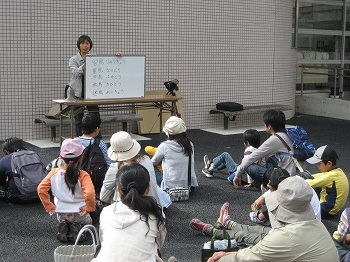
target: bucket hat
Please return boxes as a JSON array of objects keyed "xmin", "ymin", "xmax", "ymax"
[
  {"xmin": 108, "ymin": 131, "xmax": 141, "ymax": 161},
  {"xmin": 265, "ymin": 176, "xmax": 315, "ymax": 224}
]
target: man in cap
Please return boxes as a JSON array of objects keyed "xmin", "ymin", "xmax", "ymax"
[
  {"xmin": 305, "ymin": 145, "xmax": 349, "ymax": 218},
  {"xmin": 208, "ymin": 177, "xmax": 338, "ymax": 262}
]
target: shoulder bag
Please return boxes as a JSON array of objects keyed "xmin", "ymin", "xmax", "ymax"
[{"xmin": 275, "ymin": 133, "xmax": 313, "ymax": 179}]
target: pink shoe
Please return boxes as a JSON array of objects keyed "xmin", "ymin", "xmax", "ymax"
[
  {"xmin": 189, "ymin": 218, "xmax": 213, "ymax": 235},
  {"xmin": 217, "ymin": 202, "xmax": 232, "ymax": 228}
]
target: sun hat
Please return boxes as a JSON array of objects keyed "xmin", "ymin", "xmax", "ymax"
[
  {"xmin": 163, "ymin": 116, "xmax": 187, "ymax": 135},
  {"xmin": 263, "ymin": 167, "xmax": 290, "ymax": 188},
  {"xmin": 60, "ymin": 139, "xmax": 84, "ymax": 159},
  {"xmin": 108, "ymin": 131, "xmax": 141, "ymax": 162},
  {"xmin": 265, "ymin": 176, "xmax": 315, "ymax": 224},
  {"xmin": 306, "ymin": 145, "xmax": 339, "ymax": 164}
]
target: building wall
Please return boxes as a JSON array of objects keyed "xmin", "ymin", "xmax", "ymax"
[{"xmin": 0, "ymin": 0, "xmax": 296, "ymax": 140}]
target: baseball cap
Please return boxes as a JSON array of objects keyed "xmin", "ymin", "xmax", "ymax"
[
  {"xmin": 60, "ymin": 139, "xmax": 84, "ymax": 159},
  {"xmin": 306, "ymin": 145, "xmax": 339, "ymax": 164}
]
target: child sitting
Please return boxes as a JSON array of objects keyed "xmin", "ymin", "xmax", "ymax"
[
  {"xmin": 37, "ymin": 139, "xmax": 95, "ymax": 242},
  {"xmin": 92, "ymin": 163, "xmax": 167, "ymax": 261},
  {"xmin": 202, "ymin": 129, "xmax": 265, "ymax": 186},
  {"xmin": 306, "ymin": 145, "xmax": 349, "ymax": 219},
  {"xmin": 251, "ymin": 167, "xmax": 321, "ymax": 225}
]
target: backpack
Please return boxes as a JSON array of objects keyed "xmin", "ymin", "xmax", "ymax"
[
  {"xmin": 285, "ymin": 125, "xmax": 315, "ymax": 161},
  {"xmin": 11, "ymin": 150, "xmax": 47, "ymax": 197},
  {"xmin": 79, "ymin": 138, "xmax": 107, "ymax": 193}
]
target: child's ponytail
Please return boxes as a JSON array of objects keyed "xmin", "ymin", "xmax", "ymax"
[
  {"xmin": 59, "ymin": 139, "xmax": 85, "ymax": 195},
  {"xmin": 63, "ymin": 157, "xmax": 81, "ymax": 195},
  {"xmin": 117, "ymin": 163, "xmax": 166, "ymax": 234}
]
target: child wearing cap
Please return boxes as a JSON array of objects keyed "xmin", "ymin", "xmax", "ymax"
[
  {"xmin": 37, "ymin": 139, "xmax": 95, "ymax": 242},
  {"xmin": 306, "ymin": 145, "xmax": 349, "ymax": 218},
  {"xmin": 151, "ymin": 116, "xmax": 199, "ymax": 192}
]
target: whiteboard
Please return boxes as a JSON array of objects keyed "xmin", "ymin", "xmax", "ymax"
[{"xmin": 84, "ymin": 55, "xmax": 145, "ymax": 100}]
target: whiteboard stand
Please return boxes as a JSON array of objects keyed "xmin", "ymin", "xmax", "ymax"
[{"xmin": 85, "ymin": 55, "xmax": 146, "ymax": 99}]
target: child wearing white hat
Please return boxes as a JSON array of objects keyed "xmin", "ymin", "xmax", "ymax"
[
  {"xmin": 100, "ymin": 131, "xmax": 171, "ymax": 209},
  {"xmin": 151, "ymin": 116, "xmax": 199, "ymax": 192}
]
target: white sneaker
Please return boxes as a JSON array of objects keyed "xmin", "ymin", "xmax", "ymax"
[
  {"xmin": 202, "ymin": 168, "xmax": 214, "ymax": 178},
  {"xmin": 204, "ymin": 155, "xmax": 212, "ymax": 169}
]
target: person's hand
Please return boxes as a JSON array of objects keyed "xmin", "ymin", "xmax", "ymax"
[
  {"xmin": 233, "ymin": 176, "xmax": 241, "ymax": 188},
  {"xmin": 48, "ymin": 207, "xmax": 56, "ymax": 216},
  {"xmin": 79, "ymin": 206, "xmax": 87, "ymax": 216},
  {"xmin": 345, "ymin": 234, "xmax": 350, "ymax": 245},
  {"xmin": 208, "ymin": 251, "xmax": 236, "ymax": 262},
  {"xmin": 115, "ymin": 51, "xmax": 123, "ymax": 56},
  {"xmin": 253, "ymin": 195, "xmax": 265, "ymax": 210}
]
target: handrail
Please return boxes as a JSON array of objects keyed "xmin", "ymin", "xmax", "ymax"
[{"xmin": 298, "ymin": 65, "xmax": 350, "ymax": 97}]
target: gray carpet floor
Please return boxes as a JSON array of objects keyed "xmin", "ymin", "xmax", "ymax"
[{"xmin": 1, "ymin": 113, "xmax": 349, "ymax": 262}]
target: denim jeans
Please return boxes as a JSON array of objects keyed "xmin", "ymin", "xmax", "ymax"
[
  {"xmin": 154, "ymin": 166, "xmax": 163, "ymax": 187},
  {"xmin": 243, "ymin": 156, "xmax": 279, "ymax": 184},
  {"xmin": 213, "ymin": 152, "xmax": 237, "ymax": 174},
  {"xmin": 333, "ymin": 239, "xmax": 350, "ymax": 262}
]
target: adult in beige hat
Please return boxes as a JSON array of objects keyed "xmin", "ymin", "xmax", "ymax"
[
  {"xmin": 151, "ymin": 116, "xmax": 198, "ymax": 191},
  {"xmin": 208, "ymin": 177, "xmax": 338, "ymax": 262},
  {"xmin": 100, "ymin": 131, "xmax": 171, "ymax": 209}
]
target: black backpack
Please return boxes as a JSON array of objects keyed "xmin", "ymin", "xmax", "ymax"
[
  {"xmin": 11, "ymin": 150, "xmax": 47, "ymax": 197},
  {"xmin": 79, "ymin": 138, "xmax": 107, "ymax": 193}
]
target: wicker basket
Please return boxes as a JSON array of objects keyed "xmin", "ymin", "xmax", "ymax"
[{"xmin": 54, "ymin": 225, "xmax": 100, "ymax": 262}]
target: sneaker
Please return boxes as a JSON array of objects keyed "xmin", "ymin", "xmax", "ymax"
[
  {"xmin": 249, "ymin": 211, "xmax": 271, "ymax": 226},
  {"xmin": 203, "ymin": 155, "xmax": 212, "ymax": 169},
  {"xmin": 57, "ymin": 221, "xmax": 69, "ymax": 242},
  {"xmin": 70, "ymin": 222, "xmax": 84, "ymax": 242},
  {"xmin": 217, "ymin": 202, "xmax": 232, "ymax": 228},
  {"xmin": 227, "ymin": 173, "xmax": 235, "ymax": 184},
  {"xmin": 202, "ymin": 168, "xmax": 213, "ymax": 178},
  {"xmin": 189, "ymin": 218, "xmax": 213, "ymax": 235}
]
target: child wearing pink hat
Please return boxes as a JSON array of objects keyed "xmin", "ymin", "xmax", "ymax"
[{"xmin": 37, "ymin": 139, "xmax": 95, "ymax": 242}]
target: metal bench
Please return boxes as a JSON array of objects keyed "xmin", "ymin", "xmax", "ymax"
[
  {"xmin": 210, "ymin": 104, "xmax": 292, "ymax": 130},
  {"xmin": 34, "ymin": 114, "xmax": 143, "ymax": 142}
]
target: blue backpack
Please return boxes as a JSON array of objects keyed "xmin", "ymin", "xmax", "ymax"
[{"xmin": 285, "ymin": 125, "xmax": 315, "ymax": 161}]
